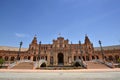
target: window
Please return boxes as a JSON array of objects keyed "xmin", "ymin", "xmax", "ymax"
[
  {"xmin": 5, "ymin": 56, "xmax": 8, "ymax": 61},
  {"xmin": 50, "ymin": 56, "xmax": 53, "ymax": 65}
]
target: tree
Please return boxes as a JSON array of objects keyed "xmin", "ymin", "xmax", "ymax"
[
  {"xmin": 117, "ymin": 58, "xmax": 120, "ymax": 68},
  {"xmin": 0, "ymin": 58, "xmax": 5, "ymax": 68},
  {"xmin": 118, "ymin": 58, "xmax": 120, "ymax": 63}
]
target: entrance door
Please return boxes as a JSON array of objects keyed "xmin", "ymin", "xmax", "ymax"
[{"xmin": 58, "ymin": 53, "xmax": 64, "ymax": 65}]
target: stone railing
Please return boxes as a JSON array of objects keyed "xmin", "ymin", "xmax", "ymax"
[
  {"xmin": 74, "ymin": 59, "xmax": 87, "ymax": 68},
  {"xmin": 19, "ymin": 59, "xmax": 33, "ymax": 63},
  {"xmin": 33, "ymin": 59, "xmax": 47, "ymax": 69},
  {"xmin": 33, "ymin": 62, "xmax": 38, "ymax": 69},
  {"xmin": 91, "ymin": 59, "xmax": 114, "ymax": 68},
  {"xmin": 104, "ymin": 61, "xmax": 114, "ymax": 68},
  {"xmin": 8, "ymin": 61, "xmax": 17, "ymax": 69},
  {"xmin": 8, "ymin": 59, "xmax": 34, "ymax": 69},
  {"xmin": 91, "ymin": 59, "xmax": 104, "ymax": 63},
  {"xmin": 83, "ymin": 61, "xmax": 87, "ymax": 68}
]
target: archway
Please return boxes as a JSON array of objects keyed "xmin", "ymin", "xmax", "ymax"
[
  {"xmin": 33, "ymin": 56, "xmax": 36, "ymax": 61},
  {"xmin": 86, "ymin": 56, "xmax": 89, "ymax": 61},
  {"xmin": 28, "ymin": 56, "xmax": 31, "ymax": 60},
  {"xmin": 74, "ymin": 62, "xmax": 81, "ymax": 67},
  {"xmin": 92, "ymin": 56, "xmax": 95, "ymax": 60},
  {"xmin": 11, "ymin": 56, "xmax": 15, "ymax": 61},
  {"xmin": 109, "ymin": 56, "xmax": 113, "ymax": 61},
  {"xmin": 4, "ymin": 56, "xmax": 8, "ymax": 61},
  {"xmin": 115, "ymin": 55, "xmax": 119, "ymax": 63},
  {"xmin": 58, "ymin": 53, "xmax": 64, "ymax": 65},
  {"xmin": 40, "ymin": 62, "xmax": 46, "ymax": 67}
]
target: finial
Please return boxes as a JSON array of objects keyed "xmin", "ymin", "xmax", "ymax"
[
  {"xmin": 20, "ymin": 41, "xmax": 23, "ymax": 46},
  {"xmin": 79, "ymin": 40, "xmax": 81, "ymax": 44},
  {"xmin": 39, "ymin": 41, "xmax": 41, "ymax": 44},
  {"xmin": 71, "ymin": 41, "xmax": 72, "ymax": 44},
  {"xmin": 98, "ymin": 40, "xmax": 101, "ymax": 44},
  {"xmin": 35, "ymin": 34, "xmax": 37, "ymax": 37},
  {"xmin": 58, "ymin": 33, "xmax": 61, "ymax": 37},
  {"xmin": 85, "ymin": 34, "xmax": 88, "ymax": 37}
]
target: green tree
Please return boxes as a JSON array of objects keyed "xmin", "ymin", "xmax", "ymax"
[
  {"xmin": 118, "ymin": 58, "xmax": 120, "ymax": 63},
  {"xmin": 0, "ymin": 58, "xmax": 5, "ymax": 68}
]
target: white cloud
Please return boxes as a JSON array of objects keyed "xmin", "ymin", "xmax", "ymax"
[{"xmin": 15, "ymin": 33, "xmax": 29, "ymax": 38}]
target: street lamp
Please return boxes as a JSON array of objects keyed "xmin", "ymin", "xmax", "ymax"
[
  {"xmin": 79, "ymin": 40, "xmax": 83, "ymax": 68},
  {"xmin": 69, "ymin": 42, "xmax": 72, "ymax": 64},
  {"xmin": 98, "ymin": 40, "xmax": 105, "ymax": 62},
  {"xmin": 17, "ymin": 41, "xmax": 23, "ymax": 60},
  {"xmin": 38, "ymin": 41, "xmax": 41, "ymax": 61}
]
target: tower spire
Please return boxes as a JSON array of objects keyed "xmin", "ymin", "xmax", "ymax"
[
  {"xmin": 85, "ymin": 34, "xmax": 91, "ymax": 44},
  {"xmin": 31, "ymin": 35, "xmax": 37, "ymax": 44},
  {"xmin": 58, "ymin": 33, "xmax": 61, "ymax": 37}
]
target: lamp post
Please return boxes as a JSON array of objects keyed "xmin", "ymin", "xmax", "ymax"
[
  {"xmin": 17, "ymin": 41, "xmax": 23, "ymax": 61},
  {"xmin": 38, "ymin": 41, "xmax": 41, "ymax": 61},
  {"xmin": 98, "ymin": 40, "xmax": 105, "ymax": 62},
  {"xmin": 79, "ymin": 41, "xmax": 83, "ymax": 68},
  {"xmin": 37, "ymin": 41, "xmax": 41, "ymax": 68},
  {"xmin": 70, "ymin": 42, "xmax": 72, "ymax": 64}
]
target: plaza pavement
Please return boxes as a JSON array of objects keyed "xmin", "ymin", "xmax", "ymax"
[
  {"xmin": 0, "ymin": 68, "xmax": 120, "ymax": 72},
  {"xmin": 0, "ymin": 68, "xmax": 120, "ymax": 80}
]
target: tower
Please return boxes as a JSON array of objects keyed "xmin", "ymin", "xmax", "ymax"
[{"xmin": 29, "ymin": 35, "xmax": 38, "ymax": 54}]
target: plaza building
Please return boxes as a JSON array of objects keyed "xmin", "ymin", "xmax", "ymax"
[{"xmin": 0, "ymin": 35, "xmax": 120, "ymax": 68}]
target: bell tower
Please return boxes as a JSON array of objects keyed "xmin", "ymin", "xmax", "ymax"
[{"xmin": 28, "ymin": 35, "xmax": 38, "ymax": 54}]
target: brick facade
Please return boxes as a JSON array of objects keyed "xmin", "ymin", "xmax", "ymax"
[{"xmin": 0, "ymin": 35, "xmax": 120, "ymax": 66}]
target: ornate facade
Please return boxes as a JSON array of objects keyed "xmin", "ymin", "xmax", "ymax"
[{"xmin": 0, "ymin": 35, "xmax": 120, "ymax": 67}]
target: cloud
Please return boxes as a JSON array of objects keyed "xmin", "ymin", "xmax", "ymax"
[{"xmin": 15, "ymin": 33, "xmax": 29, "ymax": 38}]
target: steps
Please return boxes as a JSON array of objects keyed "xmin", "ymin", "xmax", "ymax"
[
  {"xmin": 86, "ymin": 61, "xmax": 110, "ymax": 69},
  {"xmin": 12, "ymin": 62, "xmax": 34, "ymax": 69}
]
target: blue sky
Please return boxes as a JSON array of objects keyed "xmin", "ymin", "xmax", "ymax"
[{"xmin": 0, "ymin": 0, "xmax": 120, "ymax": 48}]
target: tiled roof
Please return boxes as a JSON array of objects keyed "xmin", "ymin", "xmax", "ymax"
[
  {"xmin": 0, "ymin": 45, "xmax": 120, "ymax": 51},
  {"xmin": 94, "ymin": 45, "xmax": 120, "ymax": 51},
  {"xmin": 0, "ymin": 46, "xmax": 28, "ymax": 51}
]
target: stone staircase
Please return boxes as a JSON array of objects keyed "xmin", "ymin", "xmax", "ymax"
[
  {"xmin": 86, "ymin": 61, "xmax": 110, "ymax": 69},
  {"xmin": 12, "ymin": 62, "xmax": 34, "ymax": 69}
]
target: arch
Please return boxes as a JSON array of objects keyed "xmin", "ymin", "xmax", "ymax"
[
  {"xmin": 11, "ymin": 56, "xmax": 15, "ymax": 61},
  {"xmin": 24, "ymin": 56, "xmax": 27, "ymax": 59},
  {"xmin": 39, "ymin": 59, "xmax": 47, "ymax": 67},
  {"xmin": 104, "ymin": 56, "xmax": 107, "ymax": 61},
  {"xmin": 79, "ymin": 56, "xmax": 81, "ymax": 59},
  {"xmin": 33, "ymin": 56, "xmax": 36, "ymax": 61},
  {"xmin": 74, "ymin": 56, "xmax": 76, "ymax": 61},
  {"xmin": 73, "ymin": 60, "xmax": 82, "ymax": 67},
  {"xmin": 17, "ymin": 56, "xmax": 20, "ymax": 60},
  {"xmin": 50, "ymin": 56, "xmax": 53, "ymax": 65},
  {"xmin": 96, "ymin": 56, "xmax": 99, "ymax": 59},
  {"xmin": 82, "ymin": 56, "xmax": 85, "ymax": 61},
  {"xmin": 74, "ymin": 62, "xmax": 81, "ymax": 67},
  {"xmin": 40, "ymin": 62, "xmax": 46, "ymax": 67},
  {"xmin": 92, "ymin": 56, "xmax": 95, "ymax": 60},
  {"xmin": 58, "ymin": 53, "xmax": 64, "ymax": 65},
  {"xmin": 4, "ymin": 56, "xmax": 8, "ymax": 61},
  {"xmin": 28, "ymin": 56, "xmax": 31, "ymax": 60},
  {"xmin": 108, "ymin": 56, "xmax": 113, "ymax": 61},
  {"xmin": 115, "ymin": 55, "xmax": 119, "ymax": 63},
  {"xmin": 86, "ymin": 56, "xmax": 89, "ymax": 61}
]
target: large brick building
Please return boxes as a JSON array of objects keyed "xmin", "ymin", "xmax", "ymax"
[{"xmin": 0, "ymin": 35, "xmax": 120, "ymax": 68}]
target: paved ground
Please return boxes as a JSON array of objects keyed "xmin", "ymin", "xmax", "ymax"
[{"xmin": 0, "ymin": 69, "xmax": 120, "ymax": 80}]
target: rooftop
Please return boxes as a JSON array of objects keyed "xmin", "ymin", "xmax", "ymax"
[{"xmin": 0, "ymin": 46, "xmax": 28, "ymax": 51}]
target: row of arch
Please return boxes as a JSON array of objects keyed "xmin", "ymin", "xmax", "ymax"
[
  {"xmin": 104, "ymin": 55, "xmax": 120, "ymax": 62},
  {"xmin": 0, "ymin": 56, "xmax": 31, "ymax": 61},
  {"xmin": 0, "ymin": 56, "xmax": 47, "ymax": 61},
  {"xmin": 0, "ymin": 55, "xmax": 119, "ymax": 63},
  {"xmin": 74, "ymin": 55, "xmax": 99, "ymax": 61},
  {"xmin": 73, "ymin": 55, "xmax": 120, "ymax": 62}
]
